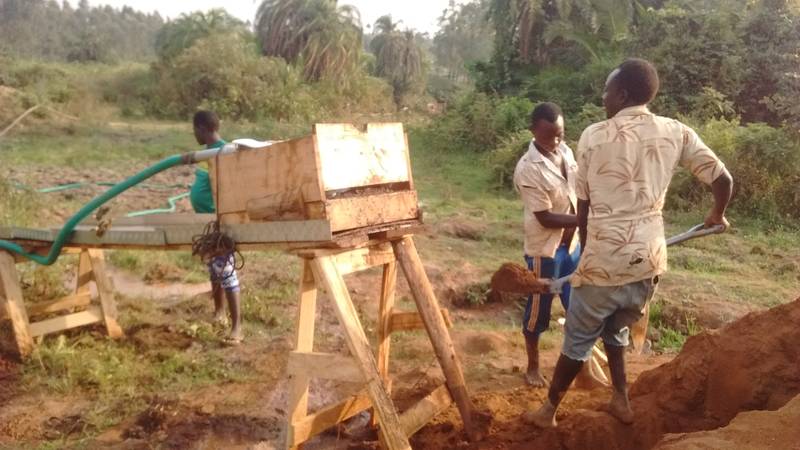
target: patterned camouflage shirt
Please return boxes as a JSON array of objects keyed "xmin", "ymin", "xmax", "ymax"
[{"xmin": 572, "ymin": 106, "xmax": 727, "ymax": 287}]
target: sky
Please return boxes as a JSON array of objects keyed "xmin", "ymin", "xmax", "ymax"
[{"xmin": 86, "ymin": 0, "xmax": 469, "ymax": 35}]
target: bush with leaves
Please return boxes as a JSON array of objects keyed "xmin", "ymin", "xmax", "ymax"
[
  {"xmin": 667, "ymin": 118, "xmax": 800, "ymax": 221},
  {"xmin": 151, "ymin": 34, "xmax": 317, "ymax": 121},
  {"xmin": 425, "ymin": 92, "xmax": 533, "ymax": 153}
]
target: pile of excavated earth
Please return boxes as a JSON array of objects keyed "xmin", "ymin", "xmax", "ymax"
[{"xmin": 412, "ymin": 296, "xmax": 800, "ymax": 449}]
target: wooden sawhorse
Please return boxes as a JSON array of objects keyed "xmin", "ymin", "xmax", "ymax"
[
  {"xmin": 286, "ymin": 236, "xmax": 490, "ymax": 449},
  {"xmin": 0, "ymin": 248, "xmax": 124, "ymax": 357}
]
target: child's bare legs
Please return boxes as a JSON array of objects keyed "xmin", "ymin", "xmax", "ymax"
[
  {"xmin": 225, "ymin": 289, "xmax": 242, "ymax": 341},
  {"xmin": 212, "ymin": 282, "xmax": 226, "ymax": 323}
]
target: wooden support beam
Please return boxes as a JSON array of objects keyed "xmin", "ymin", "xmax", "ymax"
[
  {"xmin": 392, "ymin": 237, "xmax": 490, "ymax": 442},
  {"xmin": 373, "ymin": 261, "xmax": 397, "ymax": 428},
  {"xmin": 287, "ymin": 352, "xmax": 365, "ymax": 383},
  {"xmin": 310, "ymin": 256, "xmax": 411, "ymax": 450},
  {"xmin": 334, "ymin": 243, "xmax": 396, "ymax": 275},
  {"xmin": 399, "ymin": 384, "xmax": 453, "ymax": 437},
  {"xmin": 286, "ymin": 260, "xmax": 318, "ymax": 450},
  {"xmin": 27, "ymin": 292, "xmax": 92, "ymax": 318},
  {"xmin": 28, "ymin": 305, "xmax": 103, "ymax": 337},
  {"xmin": 389, "ymin": 309, "xmax": 453, "ymax": 333},
  {"xmin": 289, "ymin": 391, "xmax": 373, "ymax": 448},
  {"xmin": 87, "ymin": 249, "xmax": 124, "ymax": 339},
  {"xmin": 0, "ymin": 251, "xmax": 33, "ymax": 357},
  {"xmin": 75, "ymin": 250, "xmax": 92, "ymax": 296}
]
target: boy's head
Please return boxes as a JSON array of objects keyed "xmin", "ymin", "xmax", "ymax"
[
  {"xmin": 603, "ymin": 58, "xmax": 660, "ymax": 118},
  {"xmin": 529, "ymin": 102, "xmax": 564, "ymax": 153},
  {"xmin": 193, "ymin": 110, "xmax": 220, "ymax": 145}
]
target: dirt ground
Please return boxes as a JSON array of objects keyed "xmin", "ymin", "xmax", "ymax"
[{"xmin": 1, "ymin": 168, "xmax": 799, "ymax": 449}]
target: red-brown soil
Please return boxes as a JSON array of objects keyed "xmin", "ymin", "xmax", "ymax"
[
  {"xmin": 412, "ymin": 297, "xmax": 800, "ymax": 449},
  {"xmin": 490, "ymin": 263, "xmax": 550, "ymax": 294}
]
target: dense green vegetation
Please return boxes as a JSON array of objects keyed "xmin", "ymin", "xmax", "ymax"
[{"xmin": 2, "ymin": 0, "xmax": 799, "ymax": 223}]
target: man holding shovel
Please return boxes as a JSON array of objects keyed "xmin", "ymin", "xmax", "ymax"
[{"xmin": 525, "ymin": 58, "xmax": 733, "ymax": 427}]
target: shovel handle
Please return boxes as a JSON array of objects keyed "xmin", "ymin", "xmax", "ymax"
[{"xmin": 549, "ymin": 223, "xmax": 726, "ymax": 294}]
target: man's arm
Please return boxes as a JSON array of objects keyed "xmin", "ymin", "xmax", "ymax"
[
  {"xmin": 705, "ymin": 169, "xmax": 733, "ymax": 229},
  {"xmin": 577, "ymin": 199, "xmax": 590, "ymax": 252},
  {"xmin": 533, "ymin": 210, "xmax": 578, "ymax": 229}
]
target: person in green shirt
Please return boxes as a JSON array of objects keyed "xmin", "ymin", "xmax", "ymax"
[{"xmin": 191, "ymin": 110, "xmax": 243, "ymax": 344}]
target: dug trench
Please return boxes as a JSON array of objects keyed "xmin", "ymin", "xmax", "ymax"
[{"xmin": 411, "ymin": 296, "xmax": 800, "ymax": 450}]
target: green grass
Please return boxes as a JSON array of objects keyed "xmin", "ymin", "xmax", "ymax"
[{"xmin": 2, "ymin": 114, "xmax": 799, "ymax": 448}]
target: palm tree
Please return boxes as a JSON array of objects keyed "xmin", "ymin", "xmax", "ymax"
[
  {"xmin": 255, "ymin": 0, "xmax": 363, "ymax": 81},
  {"xmin": 374, "ymin": 29, "xmax": 425, "ymax": 109},
  {"xmin": 369, "ymin": 14, "xmax": 402, "ymax": 56},
  {"xmin": 543, "ymin": 0, "xmax": 635, "ymax": 62}
]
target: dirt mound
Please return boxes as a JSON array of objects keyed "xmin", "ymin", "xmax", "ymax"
[
  {"xmin": 655, "ymin": 394, "xmax": 800, "ymax": 450},
  {"xmin": 490, "ymin": 262, "xmax": 549, "ymax": 294},
  {"xmin": 413, "ymin": 297, "xmax": 800, "ymax": 450},
  {"xmin": 123, "ymin": 397, "xmax": 280, "ymax": 447},
  {"xmin": 129, "ymin": 324, "xmax": 194, "ymax": 351},
  {"xmin": 438, "ymin": 219, "xmax": 488, "ymax": 241},
  {"xmin": 455, "ymin": 331, "xmax": 510, "ymax": 356},
  {"xmin": 658, "ymin": 298, "xmax": 761, "ymax": 332}
]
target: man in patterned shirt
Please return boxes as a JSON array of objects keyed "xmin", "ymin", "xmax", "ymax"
[{"xmin": 525, "ymin": 58, "xmax": 733, "ymax": 427}]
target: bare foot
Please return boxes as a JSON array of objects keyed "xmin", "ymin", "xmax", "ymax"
[
  {"xmin": 606, "ymin": 391, "xmax": 634, "ymax": 424},
  {"xmin": 525, "ymin": 369, "xmax": 549, "ymax": 388},
  {"xmin": 522, "ymin": 401, "xmax": 557, "ymax": 428},
  {"xmin": 224, "ymin": 327, "xmax": 243, "ymax": 346}
]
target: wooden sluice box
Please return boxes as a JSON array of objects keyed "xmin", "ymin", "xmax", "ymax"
[
  {"xmin": 0, "ymin": 123, "xmax": 490, "ymax": 450},
  {"xmin": 209, "ymin": 122, "xmax": 421, "ymax": 237}
]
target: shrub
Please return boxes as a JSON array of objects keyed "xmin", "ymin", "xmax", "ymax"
[
  {"xmin": 425, "ymin": 92, "xmax": 532, "ymax": 153},
  {"xmin": 667, "ymin": 118, "xmax": 800, "ymax": 221},
  {"xmin": 151, "ymin": 33, "xmax": 317, "ymax": 121},
  {"xmin": 486, "ymin": 129, "xmax": 530, "ymax": 189}
]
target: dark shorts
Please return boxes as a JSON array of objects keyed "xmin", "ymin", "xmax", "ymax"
[
  {"xmin": 562, "ymin": 277, "xmax": 659, "ymax": 361},
  {"xmin": 522, "ymin": 243, "xmax": 580, "ymax": 338}
]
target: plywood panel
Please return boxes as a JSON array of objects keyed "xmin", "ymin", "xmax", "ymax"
[
  {"xmin": 213, "ymin": 136, "xmax": 324, "ymax": 215},
  {"xmin": 326, "ymin": 191, "xmax": 419, "ymax": 232},
  {"xmin": 315, "ymin": 123, "xmax": 410, "ymax": 192}
]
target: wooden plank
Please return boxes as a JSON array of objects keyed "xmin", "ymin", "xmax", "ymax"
[
  {"xmin": 373, "ymin": 261, "xmax": 397, "ymax": 428},
  {"xmin": 327, "ymin": 191, "xmax": 419, "ymax": 233},
  {"xmin": 87, "ymin": 249, "xmax": 124, "ymax": 339},
  {"xmin": 0, "ymin": 292, "xmax": 92, "ymax": 322},
  {"xmin": 289, "ymin": 391, "xmax": 373, "ymax": 448},
  {"xmin": 392, "ymin": 237, "xmax": 489, "ymax": 442},
  {"xmin": 333, "ymin": 243, "xmax": 395, "ymax": 275},
  {"xmin": 630, "ymin": 303, "xmax": 649, "ymax": 355},
  {"xmin": 389, "ymin": 309, "xmax": 453, "ymax": 333},
  {"xmin": 214, "ymin": 136, "xmax": 325, "ymax": 217},
  {"xmin": 81, "ymin": 213, "xmax": 216, "ymax": 227},
  {"xmin": 165, "ymin": 220, "xmax": 333, "ymax": 244},
  {"xmin": 287, "ymin": 352, "xmax": 365, "ymax": 382},
  {"xmin": 0, "ymin": 251, "xmax": 33, "ymax": 357},
  {"xmin": 75, "ymin": 249, "xmax": 93, "ymax": 296},
  {"xmin": 315, "ymin": 123, "xmax": 411, "ymax": 192},
  {"xmin": 28, "ymin": 292, "xmax": 92, "ymax": 318},
  {"xmin": 310, "ymin": 256, "xmax": 410, "ymax": 450},
  {"xmin": 28, "ymin": 305, "xmax": 103, "ymax": 337},
  {"xmin": 286, "ymin": 260, "xmax": 318, "ymax": 450},
  {"xmin": 399, "ymin": 384, "xmax": 453, "ymax": 437}
]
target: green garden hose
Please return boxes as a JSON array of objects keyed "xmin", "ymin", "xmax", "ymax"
[
  {"xmin": 125, "ymin": 192, "xmax": 190, "ymax": 218},
  {"xmin": 1, "ymin": 141, "xmax": 245, "ymax": 265},
  {"xmin": 0, "ymin": 154, "xmax": 186, "ymax": 265}
]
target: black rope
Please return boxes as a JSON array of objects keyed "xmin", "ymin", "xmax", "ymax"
[{"xmin": 191, "ymin": 221, "xmax": 244, "ymax": 272}]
